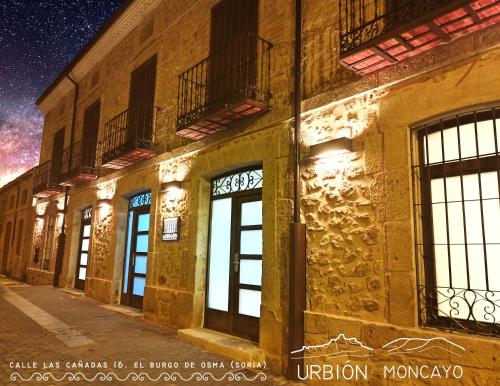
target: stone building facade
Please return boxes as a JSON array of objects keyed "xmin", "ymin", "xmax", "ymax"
[
  {"xmin": 0, "ymin": 169, "xmax": 35, "ymax": 281},
  {"xmin": 3, "ymin": 0, "xmax": 500, "ymax": 383}
]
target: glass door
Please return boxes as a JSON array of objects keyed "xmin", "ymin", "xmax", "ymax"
[
  {"xmin": 121, "ymin": 192, "xmax": 151, "ymax": 308},
  {"xmin": 75, "ymin": 207, "xmax": 92, "ymax": 290},
  {"xmin": 233, "ymin": 195, "xmax": 262, "ymax": 339},
  {"xmin": 205, "ymin": 167, "xmax": 263, "ymax": 341}
]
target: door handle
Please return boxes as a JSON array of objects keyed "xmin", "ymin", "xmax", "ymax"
[{"xmin": 233, "ymin": 253, "xmax": 239, "ymax": 273}]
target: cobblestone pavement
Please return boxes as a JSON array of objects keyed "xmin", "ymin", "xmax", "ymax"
[{"xmin": 0, "ymin": 277, "xmax": 289, "ymax": 386}]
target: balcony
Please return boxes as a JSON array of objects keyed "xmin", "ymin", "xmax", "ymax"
[
  {"xmin": 100, "ymin": 105, "xmax": 160, "ymax": 169},
  {"xmin": 59, "ymin": 139, "xmax": 98, "ymax": 186},
  {"xmin": 33, "ymin": 161, "xmax": 63, "ymax": 198},
  {"xmin": 339, "ymin": 0, "xmax": 500, "ymax": 75},
  {"xmin": 176, "ymin": 33, "xmax": 272, "ymax": 140}
]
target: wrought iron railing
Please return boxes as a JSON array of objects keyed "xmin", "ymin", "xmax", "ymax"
[
  {"xmin": 33, "ymin": 160, "xmax": 60, "ymax": 194},
  {"xmin": 61, "ymin": 139, "xmax": 98, "ymax": 177},
  {"xmin": 339, "ymin": 0, "xmax": 469, "ymax": 55},
  {"xmin": 100, "ymin": 104, "xmax": 160, "ymax": 165},
  {"xmin": 176, "ymin": 32, "xmax": 272, "ymax": 131},
  {"xmin": 418, "ymin": 286, "xmax": 500, "ymax": 337}
]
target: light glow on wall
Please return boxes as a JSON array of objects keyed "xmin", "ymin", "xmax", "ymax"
[
  {"xmin": 96, "ymin": 198, "xmax": 113, "ymax": 221},
  {"xmin": 36, "ymin": 202, "xmax": 48, "ymax": 216},
  {"xmin": 97, "ymin": 180, "xmax": 117, "ymax": 200},
  {"xmin": 159, "ymin": 157, "xmax": 191, "ymax": 185},
  {"xmin": 301, "ymin": 91, "xmax": 381, "ymax": 148},
  {"xmin": 55, "ymin": 212, "xmax": 64, "ymax": 232},
  {"xmin": 311, "ymin": 153, "xmax": 352, "ymax": 178},
  {"xmin": 56, "ymin": 197, "xmax": 66, "ymax": 211},
  {"xmin": 161, "ymin": 180, "xmax": 183, "ymax": 201}
]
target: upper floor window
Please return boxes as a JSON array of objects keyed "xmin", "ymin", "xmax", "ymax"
[
  {"xmin": 16, "ymin": 219, "xmax": 24, "ymax": 255},
  {"xmin": 412, "ymin": 106, "xmax": 500, "ymax": 336},
  {"xmin": 51, "ymin": 128, "xmax": 65, "ymax": 180},
  {"xmin": 176, "ymin": 0, "xmax": 272, "ymax": 140},
  {"xmin": 21, "ymin": 189, "xmax": 28, "ymax": 205},
  {"xmin": 9, "ymin": 195, "xmax": 15, "ymax": 209}
]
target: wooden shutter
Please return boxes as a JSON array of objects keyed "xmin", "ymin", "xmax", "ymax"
[
  {"xmin": 208, "ymin": 0, "xmax": 259, "ymax": 104},
  {"xmin": 210, "ymin": 0, "xmax": 258, "ymax": 53},
  {"xmin": 128, "ymin": 55, "xmax": 157, "ymax": 143},
  {"xmin": 51, "ymin": 128, "xmax": 65, "ymax": 180}
]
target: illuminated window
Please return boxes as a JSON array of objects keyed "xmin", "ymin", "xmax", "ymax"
[{"xmin": 412, "ymin": 107, "xmax": 500, "ymax": 336}]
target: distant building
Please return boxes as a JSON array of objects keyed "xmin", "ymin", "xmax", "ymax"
[
  {"xmin": 2, "ymin": 0, "xmax": 500, "ymax": 380},
  {"xmin": 0, "ymin": 168, "xmax": 35, "ymax": 280}
]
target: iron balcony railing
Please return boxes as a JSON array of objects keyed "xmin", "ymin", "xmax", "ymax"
[
  {"xmin": 339, "ymin": 0, "xmax": 472, "ymax": 55},
  {"xmin": 100, "ymin": 104, "xmax": 160, "ymax": 166},
  {"xmin": 61, "ymin": 139, "xmax": 98, "ymax": 177},
  {"xmin": 33, "ymin": 160, "xmax": 61, "ymax": 195},
  {"xmin": 176, "ymin": 32, "xmax": 272, "ymax": 131}
]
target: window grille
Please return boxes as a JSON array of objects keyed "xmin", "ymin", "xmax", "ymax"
[
  {"xmin": 212, "ymin": 167, "xmax": 263, "ymax": 197},
  {"xmin": 129, "ymin": 192, "xmax": 152, "ymax": 209},
  {"xmin": 412, "ymin": 106, "xmax": 500, "ymax": 336}
]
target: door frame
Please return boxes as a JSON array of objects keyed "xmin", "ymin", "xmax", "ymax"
[
  {"xmin": 120, "ymin": 192, "xmax": 151, "ymax": 309},
  {"xmin": 74, "ymin": 207, "xmax": 92, "ymax": 290},
  {"xmin": 1, "ymin": 222, "xmax": 12, "ymax": 274},
  {"xmin": 232, "ymin": 193, "xmax": 262, "ymax": 339},
  {"xmin": 204, "ymin": 166, "xmax": 263, "ymax": 341}
]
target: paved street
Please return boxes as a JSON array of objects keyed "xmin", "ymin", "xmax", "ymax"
[{"xmin": 0, "ymin": 276, "xmax": 286, "ymax": 386}]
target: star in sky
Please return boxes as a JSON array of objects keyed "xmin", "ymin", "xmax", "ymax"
[{"xmin": 0, "ymin": 0, "xmax": 122, "ymax": 187}]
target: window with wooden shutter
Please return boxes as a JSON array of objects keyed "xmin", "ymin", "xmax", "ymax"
[{"xmin": 51, "ymin": 128, "xmax": 65, "ymax": 181}]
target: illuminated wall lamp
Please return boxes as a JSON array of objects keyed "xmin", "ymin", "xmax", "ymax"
[
  {"xmin": 97, "ymin": 198, "xmax": 112, "ymax": 207},
  {"xmin": 161, "ymin": 180, "xmax": 182, "ymax": 193},
  {"xmin": 307, "ymin": 136, "xmax": 353, "ymax": 159}
]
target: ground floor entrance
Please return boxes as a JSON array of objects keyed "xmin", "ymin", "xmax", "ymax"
[
  {"xmin": 205, "ymin": 167, "xmax": 263, "ymax": 341},
  {"xmin": 121, "ymin": 191, "xmax": 151, "ymax": 308},
  {"xmin": 74, "ymin": 207, "xmax": 92, "ymax": 290},
  {"xmin": 1, "ymin": 222, "xmax": 12, "ymax": 274}
]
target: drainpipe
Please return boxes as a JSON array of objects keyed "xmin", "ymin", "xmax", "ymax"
[
  {"xmin": 53, "ymin": 74, "xmax": 78, "ymax": 287},
  {"xmin": 288, "ymin": 0, "xmax": 306, "ymax": 380}
]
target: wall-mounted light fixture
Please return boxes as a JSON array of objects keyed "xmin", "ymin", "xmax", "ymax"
[
  {"xmin": 97, "ymin": 198, "xmax": 112, "ymax": 207},
  {"xmin": 161, "ymin": 180, "xmax": 182, "ymax": 192},
  {"xmin": 306, "ymin": 136, "xmax": 353, "ymax": 159},
  {"xmin": 161, "ymin": 180, "xmax": 183, "ymax": 202}
]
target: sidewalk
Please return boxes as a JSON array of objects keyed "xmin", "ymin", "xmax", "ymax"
[{"xmin": 0, "ymin": 277, "xmax": 288, "ymax": 385}]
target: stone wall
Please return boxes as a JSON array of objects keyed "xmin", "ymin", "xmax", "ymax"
[
  {"xmin": 301, "ymin": 41, "xmax": 500, "ymax": 385},
  {"xmin": 0, "ymin": 171, "xmax": 35, "ymax": 281},
  {"xmin": 301, "ymin": 92, "xmax": 385, "ymax": 323},
  {"xmin": 26, "ymin": 197, "xmax": 64, "ymax": 286},
  {"xmin": 28, "ymin": 0, "xmax": 500, "ymax": 382}
]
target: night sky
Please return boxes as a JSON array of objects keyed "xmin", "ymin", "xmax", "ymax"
[{"xmin": 0, "ymin": 0, "xmax": 123, "ymax": 187}]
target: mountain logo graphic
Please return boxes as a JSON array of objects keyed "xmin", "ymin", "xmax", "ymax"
[
  {"xmin": 291, "ymin": 335, "xmax": 466, "ymax": 359},
  {"xmin": 382, "ymin": 337, "xmax": 466, "ymax": 357},
  {"xmin": 290, "ymin": 333, "xmax": 374, "ymax": 359}
]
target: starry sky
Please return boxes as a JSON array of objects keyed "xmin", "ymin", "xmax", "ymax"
[{"xmin": 0, "ymin": 0, "xmax": 123, "ymax": 187}]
